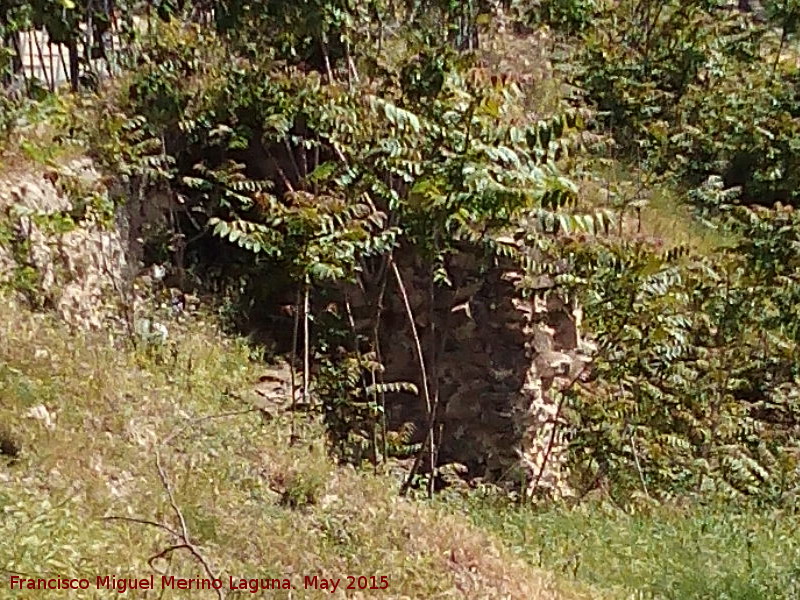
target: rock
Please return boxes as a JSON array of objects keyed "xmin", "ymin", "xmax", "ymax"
[
  {"xmin": 355, "ymin": 250, "xmax": 593, "ymax": 499},
  {"xmin": 0, "ymin": 159, "xmax": 130, "ymax": 330},
  {"xmin": 25, "ymin": 404, "xmax": 56, "ymax": 431}
]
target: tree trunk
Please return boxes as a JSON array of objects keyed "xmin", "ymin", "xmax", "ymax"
[{"xmin": 68, "ymin": 38, "xmax": 79, "ymax": 91}]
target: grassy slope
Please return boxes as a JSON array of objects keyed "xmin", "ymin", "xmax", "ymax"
[{"xmin": 0, "ymin": 293, "xmax": 596, "ymax": 600}]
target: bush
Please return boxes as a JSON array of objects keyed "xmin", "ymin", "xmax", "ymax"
[
  {"xmin": 549, "ymin": 203, "xmax": 800, "ymax": 503},
  {"xmin": 528, "ymin": 0, "xmax": 599, "ymax": 33},
  {"xmin": 570, "ymin": 0, "xmax": 800, "ymax": 206}
]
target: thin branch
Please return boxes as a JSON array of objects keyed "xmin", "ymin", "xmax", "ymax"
[
  {"xmin": 266, "ymin": 148, "xmax": 295, "ymax": 193},
  {"xmin": 332, "ymin": 143, "xmax": 348, "ymax": 164},
  {"xmin": 320, "ymin": 37, "xmax": 334, "ymax": 83},
  {"xmin": 372, "ymin": 256, "xmax": 391, "ymax": 464},
  {"xmin": 154, "ymin": 449, "xmax": 225, "ymax": 600},
  {"xmin": 10, "ymin": 33, "xmax": 28, "ymax": 87},
  {"xmin": 344, "ymin": 290, "xmax": 378, "ymax": 471},
  {"xmin": 773, "ymin": 0, "xmax": 790, "ymax": 76},
  {"xmin": 392, "ymin": 261, "xmax": 432, "ymax": 416},
  {"xmin": 32, "ymin": 31, "xmax": 51, "ymax": 90},
  {"xmin": 426, "ymin": 265, "xmax": 438, "ymax": 499},
  {"xmin": 303, "ymin": 278, "xmax": 311, "ymax": 407},
  {"xmin": 300, "ymin": 142, "xmax": 309, "ymax": 179},
  {"xmin": 630, "ymin": 431, "xmax": 650, "ymax": 498},
  {"xmin": 290, "ymin": 288, "xmax": 301, "ymax": 445},
  {"xmin": 109, "ymin": 442, "xmax": 228, "ymax": 598},
  {"xmin": 57, "ymin": 43, "xmax": 69, "ymax": 87},
  {"xmin": 283, "ymin": 138, "xmax": 304, "ymax": 189},
  {"xmin": 393, "ymin": 260, "xmax": 434, "ymax": 496},
  {"xmin": 101, "ymin": 516, "xmax": 181, "ymax": 539},
  {"xmin": 147, "ymin": 544, "xmax": 192, "ymax": 574}
]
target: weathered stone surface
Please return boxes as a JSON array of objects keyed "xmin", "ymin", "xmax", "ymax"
[
  {"xmin": 0, "ymin": 159, "xmax": 132, "ymax": 330},
  {"xmin": 347, "ymin": 250, "xmax": 592, "ymax": 499}
]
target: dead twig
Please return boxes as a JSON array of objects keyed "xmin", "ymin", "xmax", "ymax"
[
  {"xmin": 393, "ymin": 260, "xmax": 434, "ymax": 496},
  {"xmin": 154, "ymin": 448, "xmax": 225, "ymax": 599},
  {"xmin": 147, "ymin": 544, "xmax": 192, "ymax": 574},
  {"xmin": 101, "ymin": 516, "xmax": 181, "ymax": 538},
  {"xmin": 103, "ymin": 416, "xmax": 240, "ymax": 599}
]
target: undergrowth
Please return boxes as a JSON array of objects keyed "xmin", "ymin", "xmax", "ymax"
[{"xmin": 0, "ymin": 291, "xmax": 586, "ymax": 599}]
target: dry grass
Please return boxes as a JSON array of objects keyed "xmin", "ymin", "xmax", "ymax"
[
  {"xmin": 576, "ymin": 159, "xmax": 734, "ymax": 254},
  {"xmin": 479, "ymin": 23, "xmax": 566, "ymax": 117},
  {"xmin": 0, "ymin": 293, "xmax": 595, "ymax": 599}
]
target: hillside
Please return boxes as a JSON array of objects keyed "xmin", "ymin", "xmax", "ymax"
[
  {"xmin": 0, "ymin": 286, "xmax": 589, "ymax": 599},
  {"xmin": 3, "ymin": 0, "xmax": 800, "ymax": 598}
]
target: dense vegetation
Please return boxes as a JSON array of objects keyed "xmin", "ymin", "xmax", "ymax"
[
  {"xmin": 3, "ymin": 2, "xmax": 800, "ymax": 594},
  {"xmin": 3, "ymin": 0, "xmax": 800, "ymax": 503},
  {"xmin": 527, "ymin": 0, "xmax": 800, "ymax": 504}
]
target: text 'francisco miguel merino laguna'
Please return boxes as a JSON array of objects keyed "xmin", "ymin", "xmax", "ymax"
[{"xmin": 9, "ymin": 574, "xmax": 391, "ymax": 593}]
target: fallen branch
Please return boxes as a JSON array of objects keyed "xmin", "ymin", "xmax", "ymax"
[
  {"xmin": 154, "ymin": 448, "xmax": 225, "ymax": 599},
  {"xmin": 101, "ymin": 516, "xmax": 180, "ymax": 539},
  {"xmin": 104, "ymin": 437, "xmax": 230, "ymax": 599}
]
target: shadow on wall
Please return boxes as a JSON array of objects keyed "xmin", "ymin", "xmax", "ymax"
[{"xmin": 344, "ymin": 248, "xmax": 590, "ymax": 495}]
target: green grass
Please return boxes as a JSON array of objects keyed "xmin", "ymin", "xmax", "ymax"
[
  {"xmin": 0, "ymin": 291, "xmax": 590, "ymax": 599},
  {"xmin": 460, "ymin": 496, "xmax": 800, "ymax": 600},
  {"xmin": 639, "ymin": 186, "xmax": 736, "ymax": 255},
  {"xmin": 0, "ymin": 93, "xmax": 85, "ymax": 171}
]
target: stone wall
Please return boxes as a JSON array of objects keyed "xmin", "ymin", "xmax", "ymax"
[
  {"xmin": 0, "ymin": 159, "xmax": 129, "ymax": 330},
  {"xmin": 347, "ymin": 248, "xmax": 593, "ymax": 498}
]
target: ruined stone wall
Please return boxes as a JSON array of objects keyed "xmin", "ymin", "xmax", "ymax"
[
  {"xmin": 348, "ymin": 249, "xmax": 593, "ymax": 499},
  {"xmin": 0, "ymin": 158, "xmax": 172, "ymax": 331},
  {"xmin": 0, "ymin": 159, "xmax": 592, "ymax": 497},
  {"xmin": 0, "ymin": 159, "xmax": 129, "ymax": 329}
]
